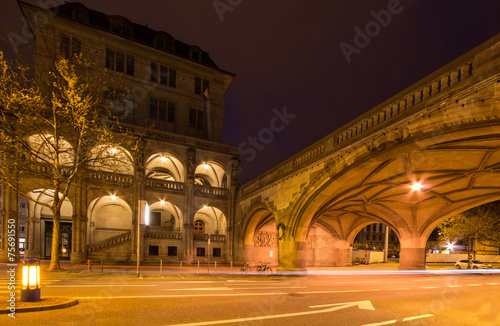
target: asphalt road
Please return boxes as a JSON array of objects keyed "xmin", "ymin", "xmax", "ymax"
[{"xmin": 2, "ymin": 267, "xmax": 500, "ymax": 326}]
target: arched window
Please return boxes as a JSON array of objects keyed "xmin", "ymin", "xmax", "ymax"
[{"xmin": 194, "ymin": 221, "xmax": 204, "ymax": 234}]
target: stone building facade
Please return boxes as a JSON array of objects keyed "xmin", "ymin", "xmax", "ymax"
[{"xmin": 0, "ymin": 1, "xmax": 238, "ymax": 265}]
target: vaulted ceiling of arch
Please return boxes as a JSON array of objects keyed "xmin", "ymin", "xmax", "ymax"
[{"xmin": 312, "ymin": 132, "xmax": 500, "ymax": 241}]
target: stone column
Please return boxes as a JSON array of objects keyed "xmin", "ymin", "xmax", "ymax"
[
  {"xmin": 399, "ymin": 238, "xmax": 427, "ymax": 270},
  {"xmin": 183, "ymin": 148, "xmax": 196, "ymax": 263},
  {"xmin": 332, "ymin": 240, "xmax": 352, "ymax": 267},
  {"xmin": 278, "ymin": 239, "xmax": 307, "ymax": 272}
]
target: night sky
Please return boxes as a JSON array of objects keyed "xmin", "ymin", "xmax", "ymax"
[{"xmin": 2, "ymin": 0, "xmax": 500, "ymax": 184}]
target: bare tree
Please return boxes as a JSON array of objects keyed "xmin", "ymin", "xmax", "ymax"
[
  {"xmin": 0, "ymin": 51, "xmax": 140, "ymax": 271},
  {"xmin": 438, "ymin": 201, "xmax": 500, "ymax": 267}
]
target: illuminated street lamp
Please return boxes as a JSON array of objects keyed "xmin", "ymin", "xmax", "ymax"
[
  {"xmin": 21, "ymin": 258, "xmax": 40, "ymax": 302},
  {"xmin": 410, "ymin": 181, "xmax": 423, "ymax": 192},
  {"xmin": 137, "ymin": 200, "xmax": 149, "ymax": 277}
]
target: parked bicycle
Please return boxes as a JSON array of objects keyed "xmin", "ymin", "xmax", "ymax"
[
  {"xmin": 256, "ymin": 261, "xmax": 272, "ymax": 275},
  {"xmin": 240, "ymin": 261, "xmax": 251, "ymax": 274}
]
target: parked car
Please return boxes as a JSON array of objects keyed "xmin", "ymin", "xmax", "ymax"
[{"xmin": 455, "ymin": 259, "xmax": 494, "ymax": 269}]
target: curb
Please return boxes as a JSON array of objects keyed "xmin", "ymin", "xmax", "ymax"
[{"xmin": 0, "ymin": 297, "xmax": 78, "ymax": 314}]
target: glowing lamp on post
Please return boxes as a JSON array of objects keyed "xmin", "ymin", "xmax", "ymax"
[
  {"xmin": 137, "ymin": 200, "xmax": 149, "ymax": 277},
  {"xmin": 21, "ymin": 258, "xmax": 40, "ymax": 302}
]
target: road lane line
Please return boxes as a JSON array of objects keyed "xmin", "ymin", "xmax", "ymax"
[
  {"xmin": 447, "ymin": 285, "xmax": 462, "ymax": 287},
  {"xmin": 411, "ymin": 278, "xmax": 440, "ymax": 282},
  {"xmin": 467, "ymin": 284, "xmax": 482, "ymax": 286},
  {"xmin": 361, "ymin": 320, "xmax": 397, "ymax": 326},
  {"xmin": 45, "ymin": 284, "xmax": 157, "ymax": 288},
  {"xmin": 76, "ymin": 293, "xmax": 290, "ymax": 299},
  {"xmin": 336, "ymin": 281, "xmax": 378, "ymax": 284},
  {"xmin": 420, "ymin": 287, "xmax": 438, "ymax": 289},
  {"xmin": 393, "ymin": 288, "xmax": 410, "ymax": 291},
  {"xmin": 298, "ymin": 289, "xmax": 381, "ymax": 294},
  {"xmin": 403, "ymin": 314, "xmax": 434, "ymax": 321}
]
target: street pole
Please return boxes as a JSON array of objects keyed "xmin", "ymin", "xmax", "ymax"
[
  {"xmin": 137, "ymin": 212, "xmax": 141, "ymax": 277},
  {"xmin": 207, "ymin": 234, "xmax": 210, "ymax": 274},
  {"xmin": 384, "ymin": 226, "xmax": 389, "ymax": 263}
]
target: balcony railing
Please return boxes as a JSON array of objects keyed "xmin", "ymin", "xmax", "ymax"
[
  {"xmin": 194, "ymin": 185, "xmax": 229, "ymax": 197},
  {"xmin": 193, "ymin": 233, "xmax": 226, "ymax": 242},
  {"xmin": 144, "ymin": 230, "xmax": 182, "ymax": 239},
  {"xmin": 146, "ymin": 179, "xmax": 184, "ymax": 192}
]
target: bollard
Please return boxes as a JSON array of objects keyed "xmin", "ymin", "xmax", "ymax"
[
  {"xmin": 87, "ymin": 259, "xmax": 92, "ymax": 272},
  {"xmin": 180, "ymin": 260, "xmax": 182, "ymax": 277},
  {"xmin": 231, "ymin": 261, "xmax": 233, "ymax": 273},
  {"xmin": 160, "ymin": 259, "xmax": 163, "ymax": 277},
  {"xmin": 101, "ymin": 260, "xmax": 103, "ymax": 272},
  {"xmin": 197, "ymin": 260, "xmax": 199, "ymax": 276},
  {"xmin": 215, "ymin": 261, "xmax": 217, "ymax": 274}
]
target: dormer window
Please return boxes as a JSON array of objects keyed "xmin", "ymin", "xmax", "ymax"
[
  {"xmin": 154, "ymin": 32, "xmax": 175, "ymax": 52},
  {"xmin": 109, "ymin": 16, "xmax": 134, "ymax": 38},
  {"xmin": 190, "ymin": 47, "xmax": 202, "ymax": 62},
  {"xmin": 71, "ymin": 4, "xmax": 89, "ymax": 23}
]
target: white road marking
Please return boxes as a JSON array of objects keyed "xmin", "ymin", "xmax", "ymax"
[
  {"xmin": 420, "ymin": 286, "xmax": 438, "ymax": 289},
  {"xmin": 467, "ymin": 284, "xmax": 482, "ymax": 286},
  {"xmin": 165, "ymin": 300, "xmax": 375, "ymax": 326},
  {"xmin": 361, "ymin": 320, "xmax": 397, "ymax": 326},
  {"xmin": 76, "ymin": 293, "xmax": 290, "ymax": 299},
  {"xmin": 298, "ymin": 289, "xmax": 381, "ymax": 294},
  {"xmin": 411, "ymin": 278, "xmax": 440, "ymax": 282},
  {"xmin": 487, "ymin": 283, "xmax": 499, "ymax": 285},
  {"xmin": 447, "ymin": 285, "xmax": 462, "ymax": 288},
  {"xmin": 336, "ymin": 281, "xmax": 378, "ymax": 284},
  {"xmin": 45, "ymin": 284, "xmax": 157, "ymax": 288},
  {"xmin": 393, "ymin": 288, "xmax": 410, "ymax": 291},
  {"xmin": 403, "ymin": 314, "xmax": 434, "ymax": 321}
]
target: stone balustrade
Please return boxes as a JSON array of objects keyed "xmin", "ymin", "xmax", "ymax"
[{"xmin": 87, "ymin": 230, "xmax": 131, "ymax": 253}]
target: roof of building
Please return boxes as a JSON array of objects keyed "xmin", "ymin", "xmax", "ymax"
[{"xmin": 19, "ymin": 1, "xmax": 225, "ymax": 71}]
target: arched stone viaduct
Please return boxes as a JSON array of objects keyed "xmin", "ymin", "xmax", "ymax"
[{"xmin": 234, "ymin": 34, "xmax": 500, "ymax": 271}]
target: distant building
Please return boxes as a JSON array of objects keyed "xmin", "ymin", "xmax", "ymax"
[
  {"xmin": 353, "ymin": 223, "xmax": 400, "ymax": 254},
  {"xmin": 1, "ymin": 1, "xmax": 238, "ymax": 264}
]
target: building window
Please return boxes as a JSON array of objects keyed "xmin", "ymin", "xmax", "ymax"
[
  {"xmin": 60, "ymin": 34, "xmax": 81, "ymax": 58},
  {"xmin": 194, "ymin": 221, "xmax": 204, "ymax": 234},
  {"xmin": 196, "ymin": 247, "xmax": 206, "ymax": 257},
  {"xmin": 106, "ymin": 48, "xmax": 134, "ymax": 76},
  {"xmin": 105, "ymin": 88, "xmax": 134, "ymax": 120},
  {"xmin": 194, "ymin": 77, "xmax": 209, "ymax": 95},
  {"xmin": 213, "ymin": 248, "xmax": 221, "ymax": 258},
  {"xmin": 189, "ymin": 108, "xmax": 204, "ymax": 130},
  {"xmin": 150, "ymin": 97, "xmax": 175, "ymax": 122},
  {"xmin": 168, "ymin": 246, "xmax": 177, "ymax": 256},
  {"xmin": 149, "ymin": 245, "xmax": 159, "ymax": 256},
  {"xmin": 151, "ymin": 62, "xmax": 176, "ymax": 88},
  {"xmin": 149, "ymin": 211, "xmax": 161, "ymax": 227}
]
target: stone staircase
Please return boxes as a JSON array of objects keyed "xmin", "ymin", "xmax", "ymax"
[{"xmin": 87, "ymin": 231, "xmax": 131, "ymax": 253}]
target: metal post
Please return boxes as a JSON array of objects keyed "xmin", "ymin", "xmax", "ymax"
[
  {"xmin": 180, "ymin": 260, "xmax": 182, "ymax": 277},
  {"xmin": 197, "ymin": 260, "xmax": 200, "ymax": 276},
  {"xmin": 160, "ymin": 259, "xmax": 163, "ymax": 277},
  {"xmin": 88, "ymin": 260, "xmax": 92, "ymax": 272},
  {"xmin": 137, "ymin": 216, "xmax": 141, "ymax": 277},
  {"xmin": 384, "ymin": 226, "xmax": 389, "ymax": 263},
  {"xmin": 101, "ymin": 260, "xmax": 103, "ymax": 272},
  {"xmin": 231, "ymin": 261, "xmax": 233, "ymax": 273},
  {"xmin": 215, "ymin": 261, "xmax": 217, "ymax": 274}
]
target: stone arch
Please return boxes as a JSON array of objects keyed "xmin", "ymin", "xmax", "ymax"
[
  {"xmin": 148, "ymin": 201, "xmax": 183, "ymax": 231},
  {"xmin": 145, "ymin": 152, "xmax": 186, "ymax": 182},
  {"xmin": 194, "ymin": 206, "xmax": 226, "ymax": 235},
  {"xmin": 195, "ymin": 161, "xmax": 229, "ymax": 188},
  {"xmin": 88, "ymin": 144, "xmax": 134, "ymax": 175},
  {"xmin": 87, "ymin": 195, "xmax": 132, "ymax": 243},
  {"xmin": 241, "ymin": 206, "xmax": 278, "ymax": 265},
  {"xmin": 25, "ymin": 189, "xmax": 73, "ymax": 258}
]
